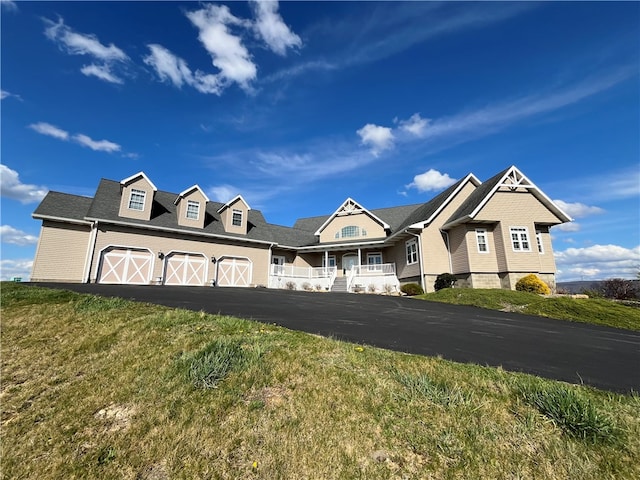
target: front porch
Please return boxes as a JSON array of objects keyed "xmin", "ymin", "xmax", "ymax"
[{"xmin": 268, "ymin": 263, "xmax": 400, "ymax": 293}]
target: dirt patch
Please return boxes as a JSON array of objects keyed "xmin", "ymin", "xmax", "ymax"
[
  {"xmin": 137, "ymin": 461, "xmax": 169, "ymax": 480},
  {"xmin": 94, "ymin": 403, "xmax": 137, "ymax": 432},
  {"xmin": 246, "ymin": 386, "xmax": 290, "ymax": 408}
]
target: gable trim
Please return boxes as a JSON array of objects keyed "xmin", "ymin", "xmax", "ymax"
[
  {"xmin": 174, "ymin": 184, "xmax": 210, "ymax": 205},
  {"xmin": 216, "ymin": 194, "xmax": 251, "ymax": 214},
  {"xmin": 313, "ymin": 197, "xmax": 390, "ymax": 236},
  {"xmin": 120, "ymin": 171, "xmax": 158, "ymax": 191},
  {"xmin": 407, "ymin": 173, "xmax": 481, "ymax": 229}
]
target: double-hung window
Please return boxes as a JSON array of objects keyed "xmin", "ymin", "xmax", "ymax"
[
  {"xmin": 510, "ymin": 227, "xmax": 531, "ymax": 252},
  {"xmin": 232, "ymin": 209, "xmax": 242, "ymax": 227},
  {"xmin": 475, "ymin": 228, "xmax": 489, "ymax": 253},
  {"xmin": 186, "ymin": 200, "xmax": 200, "ymax": 220},
  {"xmin": 406, "ymin": 239, "xmax": 418, "ymax": 265},
  {"xmin": 128, "ymin": 189, "xmax": 146, "ymax": 211}
]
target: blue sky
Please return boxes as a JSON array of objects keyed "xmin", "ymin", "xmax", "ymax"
[{"xmin": 1, "ymin": 1, "xmax": 638, "ymax": 282}]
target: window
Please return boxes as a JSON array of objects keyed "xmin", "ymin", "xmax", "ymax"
[
  {"xmin": 536, "ymin": 230, "xmax": 544, "ymax": 254},
  {"xmin": 128, "ymin": 189, "xmax": 146, "ymax": 211},
  {"xmin": 339, "ymin": 225, "xmax": 360, "ymax": 238},
  {"xmin": 186, "ymin": 200, "xmax": 200, "ymax": 220},
  {"xmin": 232, "ymin": 209, "xmax": 242, "ymax": 227},
  {"xmin": 367, "ymin": 253, "xmax": 382, "ymax": 271},
  {"xmin": 322, "ymin": 255, "xmax": 336, "ymax": 268},
  {"xmin": 476, "ymin": 228, "xmax": 489, "ymax": 253},
  {"xmin": 510, "ymin": 227, "xmax": 531, "ymax": 252},
  {"xmin": 406, "ymin": 239, "xmax": 418, "ymax": 265}
]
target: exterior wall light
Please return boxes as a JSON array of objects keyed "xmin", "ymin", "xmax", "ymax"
[
  {"xmin": 211, "ymin": 256, "xmax": 216, "ymax": 263},
  {"xmin": 158, "ymin": 252, "xmax": 164, "ymax": 260}
]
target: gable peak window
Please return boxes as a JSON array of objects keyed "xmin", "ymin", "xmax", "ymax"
[
  {"xmin": 186, "ymin": 200, "xmax": 200, "ymax": 220},
  {"xmin": 232, "ymin": 209, "xmax": 243, "ymax": 227},
  {"xmin": 128, "ymin": 188, "xmax": 146, "ymax": 211},
  {"xmin": 510, "ymin": 227, "xmax": 531, "ymax": 252}
]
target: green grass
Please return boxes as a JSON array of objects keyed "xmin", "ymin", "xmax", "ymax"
[
  {"xmin": 418, "ymin": 288, "xmax": 640, "ymax": 331},
  {"xmin": 2, "ymin": 282, "xmax": 639, "ymax": 479}
]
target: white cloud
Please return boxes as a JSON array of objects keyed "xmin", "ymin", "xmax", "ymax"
[
  {"xmin": 398, "ymin": 113, "xmax": 429, "ymax": 137},
  {"xmin": 0, "ymin": 225, "xmax": 38, "ymax": 246},
  {"xmin": 250, "ymin": 0, "xmax": 302, "ymax": 56},
  {"xmin": 44, "ymin": 17, "xmax": 128, "ymax": 62},
  {"xmin": 29, "ymin": 122, "xmax": 69, "ymax": 140},
  {"xmin": 209, "ymin": 184, "xmax": 239, "ymax": 203},
  {"xmin": 0, "ymin": 259, "xmax": 33, "ymax": 281},
  {"xmin": 43, "ymin": 17, "xmax": 129, "ymax": 84},
  {"xmin": 1, "ymin": 0, "xmax": 18, "ymax": 12},
  {"xmin": 144, "ymin": 44, "xmax": 194, "ymax": 89},
  {"xmin": 0, "ymin": 90, "xmax": 9, "ymax": 100},
  {"xmin": 553, "ymin": 222, "xmax": 581, "ymax": 233},
  {"xmin": 406, "ymin": 169, "xmax": 456, "ymax": 192},
  {"xmin": 186, "ymin": 4, "xmax": 257, "ymax": 91},
  {"xmin": 73, "ymin": 134, "xmax": 121, "ymax": 153},
  {"xmin": 0, "ymin": 165, "xmax": 48, "ymax": 204},
  {"xmin": 555, "ymin": 244, "xmax": 640, "ymax": 281},
  {"xmin": 356, "ymin": 124, "xmax": 394, "ymax": 156},
  {"xmin": 553, "ymin": 200, "xmax": 604, "ymax": 219},
  {"xmin": 80, "ymin": 64, "xmax": 123, "ymax": 84}
]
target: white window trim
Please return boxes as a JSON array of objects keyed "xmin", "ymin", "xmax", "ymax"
[
  {"xmin": 128, "ymin": 189, "xmax": 146, "ymax": 211},
  {"xmin": 536, "ymin": 230, "xmax": 544, "ymax": 254},
  {"xmin": 186, "ymin": 200, "xmax": 200, "ymax": 220},
  {"xmin": 475, "ymin": 228, "xmax": 489, "ymax": 253},
  {"xmin": 367, "ymin": 252, "xmax": 383, "ymax": 271},
  {"xmin": 232, "ymin": 209, "xmax": 243, "ymax": 227},
  {"xmin": 510, "ymin": 226, "xmax": 531, "ymax": 252},
  {"xmin": 406, "ymin": 239, "xmax": 418, "ymax": 265}
]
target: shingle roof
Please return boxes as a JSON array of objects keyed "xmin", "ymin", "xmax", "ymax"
[{"xmin": 32, "ymin": 191, "xmax": 93, "ymax": 222}]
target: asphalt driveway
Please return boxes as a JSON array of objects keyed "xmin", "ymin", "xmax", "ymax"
[{"xmin": 36, "ymin": 283, "xmax": 640, "ymax": 393}]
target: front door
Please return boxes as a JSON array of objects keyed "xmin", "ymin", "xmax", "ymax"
[{"xmin": 342, "ymin": 254, "xmax": 358, "ymax": 275}]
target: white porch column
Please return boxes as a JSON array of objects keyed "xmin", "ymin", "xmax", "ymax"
[
  {"xmin": 324, "ymin": 250, "xmax": 328, "ymax": 269},
  {"xmin": 357, "ymin": 248, "xmax": 361, "ymax": 266}
]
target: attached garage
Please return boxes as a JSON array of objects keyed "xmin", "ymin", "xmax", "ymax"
[
  {"xmin": 216, "ymin": 257, "xmax": 252, "ymax": 287},
  {"xmin": 98, "ymin": 247, "xmax": 153, "ymax": 284},
  {"xmin": 164, "ymin": 252, "xmax": 208, "ymax": 286}
]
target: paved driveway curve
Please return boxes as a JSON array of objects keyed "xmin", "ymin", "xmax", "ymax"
[{"xmin": 37, "ymin": 283, "xmax": 640, "ymax": 393}]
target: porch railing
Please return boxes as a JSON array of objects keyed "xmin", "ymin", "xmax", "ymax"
[
  {"xmin": 270, "ymin": 264, "xmax": 337, "ymax": 278},
  {"xmin": 347, "ymin": 263, "xmax": 398, "ymax": 292}
]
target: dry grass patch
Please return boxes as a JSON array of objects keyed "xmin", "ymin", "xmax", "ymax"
[{"xmin": 2, "ymin": 283, "xmax": 639, "ymax": 479}]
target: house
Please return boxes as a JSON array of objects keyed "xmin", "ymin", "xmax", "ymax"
[{"xmin": 30, "ymin": 166, "xmax": 572, "ymax": 293}]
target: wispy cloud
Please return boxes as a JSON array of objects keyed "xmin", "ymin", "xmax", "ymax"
[
  {"xmin": 0, "ymin": 165, "xmax": 48, "ymax": 204},
  {"xmin": 555, "ymin": 244, "xmax": 640, "ymax": 281},
  {"xmin": 397, "ymin": 113, "xmax": 429, "ymax": 138},
  {"xmin": 28, "ymin": 121, "xmax": 122, "ymax": 153},
  {"xmin": 250, "ymin": 0, "xmax": 302, "ymax": 56},
  {"xmin": 43, "ymin": 17, "xmax": 129, "ymax": 84},
  {"xmin": 553, "ymin": 200, "xmax": 605, "ymax": 219},
  {"xmin": 73, "ymin": 134, "xmax": 121, "ymax": 153},
  {"xmin": 0, "ymin": 225, "xmax": 38, "ymax": 246},
  {"xmin": 29, "ymin": 122, "xmax": 69, "ymax": 140},
  {"xmin": 1, "ymin": 89, "xmax": 22, "ymax": 101},
  {"xmin": 406, "ymin": 169, "xmax": 456, "ymax": 192},
  {"xmin": 1, "ymin": 0, "xmax": 18, "ymax": 12}
]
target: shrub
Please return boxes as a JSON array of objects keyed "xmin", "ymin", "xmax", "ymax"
[
  {"xmin": 401, "ymin": 283, "xmax": 424, "ymax": 296},
  {"xmin": 434, "ymin": 273, "xmax": 457, "ymax": 292},
  {"xmin": 285, "ymin": 281, "xmax": 296, "ymax": 290},
  {"xmin": 383, "ymin": 284, "xmax": 395, "ymax": 294},
  {"xmin": 515, "ymin": 274, "xmax": 551, "ymax": 295},
  {"xmin": 368, "ymin": 284, "xmax": 376, "ymax": 293},
  {"xmin": 302, "ymin": 282, "xmax": 313, "ymax": 291},
  {"xmin": 602, "ymin": 278, "xmax": 638, "ymax": 300},
  {"xmin": 315, "ymin": 284, "xmax": 323, "ymax": 291}
]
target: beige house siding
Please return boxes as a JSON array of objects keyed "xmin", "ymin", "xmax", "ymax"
[
  {"xmin": 220, "ymin": 198, "xmax": 249, "ymax": 235},
  {"xmin": 31, "ymin": 221, "xmax": 91, "ymax": 282},
  {"xmin": 176, "ymin": 189, "xmax": 208, "ymax": 229},
  {"xmin": 475, "ymin": 192, "xmax": 560, "ymax": 274},
  {"xmin": 118, "ymin": 177, "xmax": 154, "ymax": 221},
  {"xmin": 448, "ymin": 226, "xmax": 470, "ymax": 274},
  {"xmin": 466, "ymin": 226, "xmax": 500, "ymax": 273},
  {"xmin": 319, "ymin": 212, "xmax": 386, "ymax": 243},
  {"xmin": 388, "ymin": 240, "xmax": 420, "ymax": 281},
  {"xmin": 89, "ymin": 226, "xmax": 270, "ymax": 286}
]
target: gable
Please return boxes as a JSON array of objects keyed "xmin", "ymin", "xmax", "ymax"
[
  {"xmin": 314, "ymin": 198, "xmax": 389, "ymax": 236},
  {"xmin": 318, "ymin": 210, "xmax": 387, "ymax": 243},
  {"xmin": 474, "ymin": 191, "xmax": 565, "ymax": 224},
  {"xmin": 175, "ymin": 185, "xmax": 209, "ymax": 229},
  {"xmin": 118, "ymin": 175, "xmax": 156, "ymax": 221}
]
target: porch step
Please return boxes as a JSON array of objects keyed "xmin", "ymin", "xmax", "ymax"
[{"xmin": 331, "ymin": 276, "xmax": 348, "ymax": 293}]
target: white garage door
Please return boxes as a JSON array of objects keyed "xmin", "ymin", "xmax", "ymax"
[
  {"xmin": 217, "ymin": 257, "xmax": 252, "ymax": 287},
  {"xmin": 99, "ymin": 247, "xmax": 153, "ymax": 284},
  {"xmin": 164, "ymin": 253, "xmax": 207, "ymax": 286}
]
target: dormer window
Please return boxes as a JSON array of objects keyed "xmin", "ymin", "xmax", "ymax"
[
  {"xmin": 186, "ymin": 200, "xmax": 200, "ymax": 220},
  {"xmin": 128, "ymin": 189, "xmax": 146, "ymax": 211},
  {"xmin": 232, "ymin": 209, "xmax": 243, "ymax": 227}
]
